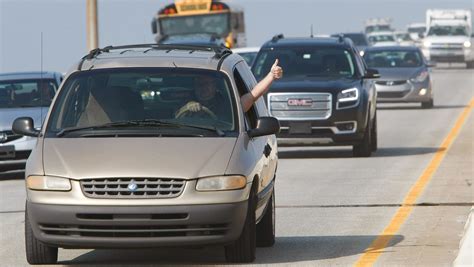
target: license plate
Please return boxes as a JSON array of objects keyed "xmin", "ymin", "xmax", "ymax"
[
  {"xmin": 0, "ymin": 145, "xmax": 15, "ymax": 159},
  {"xmin": 289, "ymin": 122, "xmax": 312, "ymax": 134}
]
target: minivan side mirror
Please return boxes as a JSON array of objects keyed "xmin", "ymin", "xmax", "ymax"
[
  {"xmin": 247, "ymin": 117, "xmax": 280, "ymax": 138},
  {"xmin": 363, "ymin": 68, "xmax": 381, "ymax": 79},
  {"xmin": 12, "ymin": 117, "xmax": 40, "ymax": 137}
]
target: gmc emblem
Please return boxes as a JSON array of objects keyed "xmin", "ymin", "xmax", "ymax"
[{"xmin": 288, "ymin": 99, "xmax": 313, "ymax": 106}]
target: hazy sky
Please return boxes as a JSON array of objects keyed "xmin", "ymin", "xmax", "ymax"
[{"xmin": 1, "ymin": 0, "xmax": 472, "ymax": 73}]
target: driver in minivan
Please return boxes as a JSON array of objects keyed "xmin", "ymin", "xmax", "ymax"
[{"xmin": 175, "ymin": 59, "xmax": 283, "ymax": 118}]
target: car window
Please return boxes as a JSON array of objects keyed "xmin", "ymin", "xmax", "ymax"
[
  {"xmin": 364, "ymin": 50, "xmax": 423, "ymax": 68},
  {"xmin": 47, "ymin": 68, "xmax": 237, "ymax": 136},
  {"xmin": 0, "ymin": 79, "xmax": 57, "ymax": 108},
  {"xmin": 253, "ymin": 47, "xmax": 357, "ymax": 81},
  {"xmin": 233, "ymin": 65, "xmax": 258, "ymax": 129}
]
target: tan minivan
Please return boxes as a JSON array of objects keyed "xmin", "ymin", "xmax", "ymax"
[{"xmin": 13, "ymin": 44, "xmax": 279, "ymax": 264}]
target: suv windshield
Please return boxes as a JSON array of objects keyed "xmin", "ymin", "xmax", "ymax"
[
  {"xmin": 47, "ymin": 68, "xmax": 237, "ymax": 137},
  {"xmin": 427, "ymin": 25, "xmax": 468, "ymax": 36},
  {"xmin": 364, "ymin": 50, "xmax": 423, "ymax": 68},
  {"xmin": 252, "ymin": 47, "xmax": 356, "ymax": 80},
  {"xmin": 0, "ymin": 79, "xmax": 57, "ymax": 108},
  {"xmin": 368, "ymin": 34, "xmax": 395, "ymax": 43}
]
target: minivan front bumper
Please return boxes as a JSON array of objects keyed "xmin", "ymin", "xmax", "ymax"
[{"xmin": 27, "ymin": 200, "xmax": 247, "ymax": 248}]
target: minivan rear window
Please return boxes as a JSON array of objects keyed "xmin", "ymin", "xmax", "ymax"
[{"xmin": 46, "ymin": 68, "xmax": 237, "ymax": 137}]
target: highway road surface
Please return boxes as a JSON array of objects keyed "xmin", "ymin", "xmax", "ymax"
[{"xmin": 0, "ymin": 67, "xmax": 472, "ymax": 266}]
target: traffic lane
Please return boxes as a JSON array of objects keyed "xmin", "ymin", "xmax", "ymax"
[
  {"xmin": 276, "ymin": 68, "xmax": 473, "ymax": 207},
  {"xmin": 0, "ymin": 179, "xmax": 25, "ymax": 213},
  {"xmin": 376, "ymin": 107, "xmax": 473, "ymax": 265}
]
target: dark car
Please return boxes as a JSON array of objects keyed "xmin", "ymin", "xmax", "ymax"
[
  {"xmin": 363, "ymin": 46, "xmax": 434, "ymax": 108},
  {"xmin": 252, "ymin": 35, "xmax": 379, "ymax": 157},
  {"xmin": 331, "ymin": 33, "xmax": 371, "ymax": 56}
]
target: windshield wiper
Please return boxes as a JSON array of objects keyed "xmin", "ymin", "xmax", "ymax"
[{"xmin": 56, "ymin": 119, "xmax": 225, "ymax": 137}]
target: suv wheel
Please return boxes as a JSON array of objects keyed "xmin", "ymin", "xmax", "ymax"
[
  {"xmin": 256, "ymin": 189, "xmax": 275, "ymax": 247},
  {"xmin": 25, "ymin": 206, "xmax": 58, "ymax": 265},
  {"xmin": 421, "ymin": 99, "xmax": 434, "ymax": 109},
  {"xmin": 371, "ymin": 112, "xmax": 378, "ymax": 152},
  {"xmin": 225, "ymin": 183, "xmax": 257, "ymax": 263},
  {"xmin": 353, "ymin": 117, "xmax": 372, "ymax": 157}
]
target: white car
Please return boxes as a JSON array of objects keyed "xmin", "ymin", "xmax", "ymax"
[
  {"xmin": 394, "ymin": 32, "xmax": 416, "ymax": 46},
  {"xmin": 232, "ymin": 47, "xmax": 260, "ymax": 67},
  {"xmin": 367, "ymin": 31, "xmax": 399, "ymax": 47}
]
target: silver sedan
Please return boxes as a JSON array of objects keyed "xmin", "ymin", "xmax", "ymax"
[{"xmin": 363, "ymin": 46, "xmax": 435, "ymax": 108}]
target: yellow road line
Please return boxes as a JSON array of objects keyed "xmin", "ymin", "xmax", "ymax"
[{"xmin": 354, "ymin": 98, "xmax": 474, "ymax": 267}]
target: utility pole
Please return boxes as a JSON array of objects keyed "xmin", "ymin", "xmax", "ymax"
[{"xmin": 86, "ymin": 0, "xmax": 99, "ymax": 51}]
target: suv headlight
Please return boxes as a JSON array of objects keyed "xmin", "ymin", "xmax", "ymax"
[
  {"xmin": 423, "ymin": 40, "xmax": 431, "ymax": 48},
  {"xmin": 26, "ymin": 176, "xmax": 71, "ymax": 191},
  {"xmin": 410, "ymin": 70, "xmax": 429, "ymax": 83},
  {"xmin": 337, "ymin": 88, "xmax": 359, "ymax": 102},
  {"xmin": 463, "ymin": 41, "xmax": 471, "ymax": 48},
  {"xmin": 196, "ymin": 175, "xmax": 247, "ymax": 191}
]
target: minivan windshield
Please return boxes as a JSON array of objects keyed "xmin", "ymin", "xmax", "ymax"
[
  {"xmin": 0, "ymin": 79, "xmax": 57, "ymax": 108},
  {"xmin": 47, "ymin": 68, "xmax": 237, "ymax": 137},
  {"xmin": 252, "ymin": 47, "xmax": 356, "ymax": 80},
  {"xmin": 364, "ymin": 50, "xmax": 423, "ymax": 68}
]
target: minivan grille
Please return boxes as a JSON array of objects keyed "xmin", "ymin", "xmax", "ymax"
[
  {"xmin": 80, "ymin": 178, "xmax": 186, "ymax": 199},
  {"xmin": 268, "ymin": 93, "xmax": 332, "ymax": 120}
]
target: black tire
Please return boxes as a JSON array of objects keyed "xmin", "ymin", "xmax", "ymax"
[
  {"xmin": 421, "ymin": 98, "xmax": 434, "ymax": 109},
  {"xmin": 25, "ymin": 206, "xmax": 58, "ymax": 265},
  {"xmin": 256, "ymin": 189, "xmax": 275, "ymax": 247},
  {"xmin": 225, "ymin": 183, "xmax": 257, "ymax": 263},
  {"xmin": 353, "ymin": 117, "xmax": 372, "ymax": 157},
  {"xmin": 371, "ymin": 112, "xmax": 378, "ymax": 152}
]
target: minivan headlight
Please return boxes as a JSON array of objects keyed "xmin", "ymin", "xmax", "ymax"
[
  {"xmin": 463, "ymin": 41, "xmax": 471, "ymax": 48},
  {"xmin": 196, "ymin": 175, "xmax": 247, "ymax": 191},
  {"xmin": 337, "ymin": 88, "xmax": 359, "ymax": 102},
  {"xmin": 26, "ymin": 176, "xmax": 71, "ymax": 191},
  {"xmin": 423, "ymin": 40, "xmax": 431, "ymax": 47}
]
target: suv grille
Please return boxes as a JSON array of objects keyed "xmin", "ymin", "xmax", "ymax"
[
  {"xmin": 80, "ymin": 178, "xmax": 186, "ymax": 199},
  {"xmin": 375, "ymin": 80, "xmax": 407, "ymax": 86},
  {"xmin": 268, "ymin": 93, "xmax": 332, "ymax": 120}
]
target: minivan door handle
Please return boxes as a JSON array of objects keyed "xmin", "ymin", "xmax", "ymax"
[{"xmin": 264, "ymin": 144, "xmax": 272, "ymax": 158}]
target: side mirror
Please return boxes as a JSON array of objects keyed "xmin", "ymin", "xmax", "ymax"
[
  {"xmin": 151, "ymin": 20, "xmax": 157, "ymax": 34},
  {"xmin": 248, "ymin": 117, "xmax": 280, "ymax": 138},
  {"xmin": 418, "ymin": 32, "xmax": 425, "ymax": 39},
  {"xmin": 426, "ymin": 61, "xmax": 436, "ymax": 68},
  {"xmin": 363, "ymin": 68, "xmax": 381, "ymax": 79},
  {"xmin": 12, "ymin": 117, "xmax": 40, "ymax": 137}
]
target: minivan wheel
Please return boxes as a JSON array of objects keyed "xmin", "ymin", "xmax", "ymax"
[
  {"xmin": 225, "ymin": 184, "xmax": 257, "ymax": 263},
  {"xmin": 256, "ymin": 189, "xmax": 275, "ymax": 247},
  {"xmin": 421, "ymin": 98, "xmax": 434, "ymax": 109},
  {"xmin": 353, "ymin": 118, "xmax": 372, "ymax": 157},
  {"xmin": 25, "ymin": 206, "xmax": 58, "ymax": 265}
]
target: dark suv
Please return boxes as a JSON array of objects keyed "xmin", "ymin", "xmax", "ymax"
[{"xmin": 252, "ymin": 35, "xmax": 379, "ymax": 157}]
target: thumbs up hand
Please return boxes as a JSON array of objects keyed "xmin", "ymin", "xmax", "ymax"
[{"xmin": 270, "ymin": 59, "xmax": 283, "ymax": 79}]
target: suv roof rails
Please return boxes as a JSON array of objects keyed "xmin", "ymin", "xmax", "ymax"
[
  {"xmin": 271, "ymin": 34, "xmax": 284, "ymax": 42},
  {"xmin": 336, "ymin": 34, "xmax": 345, "ymax": 43},
  {"xmin": 77, "ymin": 43, "xmax": 232, "ymax": 70}
]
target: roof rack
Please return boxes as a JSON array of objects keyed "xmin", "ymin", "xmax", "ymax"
[
  {"xmin": 77, "ymin": 43, "xmax": 232, "ymax": 70},
  {"xmin": 271, "ymin": 34, "xmax": 284, "ymax": 42}
]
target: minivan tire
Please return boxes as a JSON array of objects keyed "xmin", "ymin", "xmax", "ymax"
[
  {"xmin": 353, "ymin": 117, "xmax": 372, "ymax": 157},
  {"xmin": 256, "ymin": 189, "xmax": 275, "ymax": 247},
  {"xmin": 25, "ymin": 206, "xmax": 58, "ymax": 265},
  {"xmin": 225, "ymin": 184, "xmax": 257, "ymax": 263}
]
